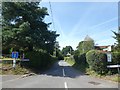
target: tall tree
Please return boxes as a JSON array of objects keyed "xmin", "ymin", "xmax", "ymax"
[
  {"xmin": 77, "ymin": 41, "xmax": 94, "ymax": 55},
  {"xmin": 2, "ymin": 2, "xmax": 59, "ymax": 54},
  {"xmin": 113, "ymin": 28, "xmax": 120, "ymax": 51},
  {"xmin": 62, "ymin": 46, "xmax": 74, "ymax": 56}
]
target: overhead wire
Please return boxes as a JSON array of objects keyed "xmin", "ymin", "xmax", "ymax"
[{"xmin": 49, "ymin": 1, "xmax": 56, "ymax": 31}]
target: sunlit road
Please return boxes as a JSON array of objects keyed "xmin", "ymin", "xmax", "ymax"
[{"xmin": 1, "ymin": 60, "xmax": 119, "ymax": 89}]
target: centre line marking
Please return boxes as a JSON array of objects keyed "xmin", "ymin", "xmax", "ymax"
[
  {"xmin": 64, "ymin": 82, "xmax": 68, "ymax": 89},
  {"xmin": 63, "ymin": 68, "xmax": 65, "ymax": 77}
]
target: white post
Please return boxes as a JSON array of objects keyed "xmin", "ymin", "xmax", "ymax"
[
  {"xmin": 13, "ymin": 58, "xmax": 16, "ymax": 69},
  {"xmin": 117, "ymin": 67, "xmax": 120, "ymax": 74}
]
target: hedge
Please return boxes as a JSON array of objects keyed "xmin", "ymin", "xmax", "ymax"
[
  {"xmin": 24, "ymin": 51, "xmax": 57, "ymax": 70},
  {"xmin": 111, "ymin": 52, "xmax": 120, "ymax": 64},
  {"xmin": 74, "ymin": 53, "xmax": 86, "ymax": 65},
  {"xmin": 86, "ymin": 50, "xmax": 107, "ymax": 75}
]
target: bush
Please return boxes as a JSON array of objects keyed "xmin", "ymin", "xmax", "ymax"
[
  {"xmin": 86, "ymin": 50, "xmax": 107, "ymax": 75},
  {"xmin": 73, "ymin": 53, "xmax": 88, "ymax": 72},
  {"xmin": 64, "ymin": 56, "xmax": 75, "ymax": 65},
  {"xmin": 74, "ymin": 53, "xmax": 86, "ymax": 65},
  {"xmin": 24, "ymin": 51, "xmax": 57, "ymax": 70},
  {"xmin": 111, "ymin": 52, "xmax": 120, "ymax": 64}
]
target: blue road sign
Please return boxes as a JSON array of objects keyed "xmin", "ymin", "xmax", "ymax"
[{"xmin": 12, "ymin": 52, "xmax": 19, "ymax": 58}]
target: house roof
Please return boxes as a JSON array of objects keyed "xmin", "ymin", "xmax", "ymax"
[{"xmin": 95, "ymin": 46, "xmax": 109, "ymax": 49}]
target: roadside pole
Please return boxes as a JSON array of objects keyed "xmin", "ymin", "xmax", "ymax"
[
  {"xmin": 12, "ymin": 52, "xmax": 19, "ymax": 69},
  {"xmin": 13, "ymin": 58, "xmax": 16, "ymax": 69}
]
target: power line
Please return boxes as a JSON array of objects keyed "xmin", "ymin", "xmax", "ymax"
[{"xmin": 49, "ymin": 1, "xmax": 56, "ymax": 31}]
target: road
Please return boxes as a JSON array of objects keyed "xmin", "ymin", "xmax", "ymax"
[{"xmin": 1, "ymin": 60, "xmax": 119, "ymax": 89}]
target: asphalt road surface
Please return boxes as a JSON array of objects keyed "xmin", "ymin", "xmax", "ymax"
[{"xmin": 1, "ymin": 60, "xmax": 119, "ymax": 89}]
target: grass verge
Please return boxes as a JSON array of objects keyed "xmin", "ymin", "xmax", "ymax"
[{"xmin": 65, "ymin": 57, "xmax": 120, "ymax": 83}]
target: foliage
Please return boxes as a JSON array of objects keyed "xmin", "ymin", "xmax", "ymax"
[
  {"xmin": 111, "ymin": 52, "xmax": 120, "ymax": 64},
  {"xmin": 56, "ymin": 48, "xmax": 64, "ymax": 60},
  {"xmin": 77, "ymin": 41, "xmax": 94, "ymax": 54},
  {"xmin": 2, "ymin": 2, "xmax": 59, "ymax": 54},
  {"xmin": 73, "ymin": 53, "xmax": 88, "ymax": 72},
  {"xmin": 25, "ymin": 51, "xmax": 57, "ymax": 70},
  {"xmin": 86, "ymin": 50, "xmax": 108, "ymax": 75},
  {"xmin": 74, "ymin": 53, "xmax": 86, "ymax": 65},
  {"xmin": 62, "ymin": 46, "xmax": 74, "ymax": 56},
  {"xmin": 64, "ymin": 56, "xmax": 75, "ymax": 66},
  {"xmin": 113, "ymin": 30, "xmax": 120, "ymax": 51}
]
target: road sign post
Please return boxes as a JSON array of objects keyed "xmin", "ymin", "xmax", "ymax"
[
  {"xmin": 107, "ymin": 65, "xmax": 120, "ymax": 74},
  {"xmin": 107, "ymin": 52, "xmax": 112, "ymax": 62},
  {"xmin": 12, "ymin": 52, "xmax": 19, "ymax": 69}
]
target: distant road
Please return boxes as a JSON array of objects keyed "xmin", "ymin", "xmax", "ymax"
[{"xmin": 1, "ymin": 60, "xmax": 118, "ymax": 89}]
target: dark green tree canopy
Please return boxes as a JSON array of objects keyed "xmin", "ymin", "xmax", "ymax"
[
  {"xmin": 62, "ymin": 46, "xmax": 74, "ymax": 56},
  {"xmin": 113, "ymin": 29, "xmax": 120, "ymax": 51},
  {"xmin": 77, "ymin": 40, "xmax": 94, "ymax": 55},
  {"xmin": 2, "ymin": 2, "xmax": 59, "ymax": 54}
]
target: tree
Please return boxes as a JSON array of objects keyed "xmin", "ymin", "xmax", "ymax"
[
  {"xmin": 62, "ymin": 46, "xmax": 74, "ymax": 56},
  {"xmin": 113, "ymin": 29, "xmax": 120, "ymax": 51},
  {"xmin": 77, "ymin": 41, "xmax": 94, "ymax": 55},
  {"xmin": 2, "ymin": 2, "xmax": 59, "ymax": 54}
]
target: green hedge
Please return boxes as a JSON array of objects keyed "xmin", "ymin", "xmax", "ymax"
[
  {"xmin": 64, "ymin": 56, "xmax": 75, "ymax": 65},
  {"xmin": 25, "ymin": 51, "xmax": 57, "ymax": 70},
  {"xmin": 73, "ymin": 53, "xmax": 88, "ymax": 72},
  {"xmin": 74, "ymin": 53, "xmax": 86, "ymax": 65},
  {"xmin": 111, "ymin": 52, "xmax": 120, "ymax": 64},
  {"xmin": 86, "ymin": 50, "xmax": 107, "ymax": 75}
]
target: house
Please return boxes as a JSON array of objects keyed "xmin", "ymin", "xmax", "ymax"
[
  {"xmin": 95, "ymin": 45, "xmax": 112, "ymax": 52},
  {"xmin": 83, "ymin": 35, "xmax": 112, "ymax": 52}
]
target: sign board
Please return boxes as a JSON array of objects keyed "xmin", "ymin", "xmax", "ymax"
[
  {"xmin": 21, "ymin": 59, "xmax": 29, "ymax": 61},
  {"xmin": 107, "ymin": 65, "xmax": 120, "ymax": 68},
  {"xmin": 107, "ymin": 65, "xmax": 120, "ymax": 74},
  {"xmin": 107, "ymin": 53, "xmax": 112, "ymax": 62},
  {"xmin": 12, "ymin": 52, "xmax": 19, "ymax": 58}
]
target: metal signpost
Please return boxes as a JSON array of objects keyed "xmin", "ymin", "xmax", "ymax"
[
  {"xmin": 107, "ymin": 51, "xmax": 120, "ymax": 74},
  {"xmin": 12, "ymin": 52, "xmax": 19, "ymax": 69},
  {"xmin": 107, "ymin": 65, "xmax": 120, "ymax": 74},
  {"xmin": 21, "ymin": 53, "xmax": 29, "ymax": 62},
  {"xmin": 107, "ymin": 52, "xmax": 112, "ymax": 62}
]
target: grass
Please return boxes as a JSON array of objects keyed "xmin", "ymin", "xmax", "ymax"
[
  {"xmin": 0, "ymin": 58, "xmax": 20, "ymax": 60},
  {"xmin": 64, "ymin": 57, "xmax": 75, "ymax": 66},
  {"xmin": 1, "ymin": 63, "xmax": 32, "ymax": 75}
]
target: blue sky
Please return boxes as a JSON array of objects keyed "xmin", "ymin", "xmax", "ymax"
[{"xmin": 40, "ymin": 2, "xmax": 118, "ymax": 50}]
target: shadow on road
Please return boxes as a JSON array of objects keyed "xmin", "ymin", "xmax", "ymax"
[{"xmin": 40, "ymin": 60, "xmax": 85, "ymax": 78}]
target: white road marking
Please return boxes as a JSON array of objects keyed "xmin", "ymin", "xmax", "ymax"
[
  {"xmin": 63, "ymin": 68, "xmax": 65, "ymax": 77},
  {"xmin": 64, "ymin": 82, "xmax": 68, "ymax": 89}
]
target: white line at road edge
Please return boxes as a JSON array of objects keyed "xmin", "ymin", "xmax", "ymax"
[
  {"xmin": 64, "ymin": 82, "xmax": 68, "ymax": 89},
  {"xmin": 63, "ymin": 68, "xmax": 65, "ymax": 77}
]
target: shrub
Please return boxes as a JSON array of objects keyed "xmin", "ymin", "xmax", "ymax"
[
  {"xmin": 111, "ymin": 52, "xmax": 120, "ymax": 64},
  {"xmin": 86, "ymin": 50, "xmax": 107, "ymax": 75},
  {"xmin": 73, "ymin": 53, "xmax": 88, "ymax": 72},
  {"xmin": 64, "ymin": 56, "xmax": 75, "ymax": 65},
  {"xmin": 24, "ymin": 51, "xmax": 57, "ymax": 70},
  {"xmin": 74, "ymin": 53, "xmax": 86, "ymax": 65}
]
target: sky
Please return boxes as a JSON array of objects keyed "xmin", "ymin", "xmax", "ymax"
[{"xmin": 40, "ymin": 2, "xmax": 118, "ymax": 50}]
